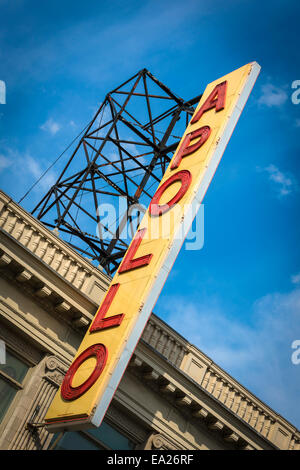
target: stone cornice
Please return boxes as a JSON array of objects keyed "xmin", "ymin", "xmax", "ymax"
[
  {"xmin": 0, "ymin": 190, "xmax": 110, "ymax": 296},
  {"xmin": 144, "ymin": 314, "xmax": 300, "ymax": 448},
  {"xmin": 126, "ymin": 343, "xmax": 277, "ymax": 450},
  {"xmin": 0, "ymin": 229, "xmax": 97, "ymax": 325}
]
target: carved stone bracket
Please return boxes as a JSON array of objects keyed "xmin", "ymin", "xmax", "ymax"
[
  {"xmin": 44, "ymin": 355, "xmax": 68, "ymax": 388},
  {"xmin": 144, "ymin": 433, "xmax": 177, "ymax": 450}
]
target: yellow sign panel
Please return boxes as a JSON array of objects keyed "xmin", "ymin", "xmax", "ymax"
[{"xmin": 45, "ymin": 62, "xmax": 260, "ymax": 432}]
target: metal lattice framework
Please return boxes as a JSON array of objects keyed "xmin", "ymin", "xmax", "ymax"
[{"xmin": 32, "ymin": 69, "xmax": 201, "ymax": 275}]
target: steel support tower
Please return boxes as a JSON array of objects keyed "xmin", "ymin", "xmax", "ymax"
[{"xmin": 32, "ymin": 69, "xmax": 201, "ymax": 276}]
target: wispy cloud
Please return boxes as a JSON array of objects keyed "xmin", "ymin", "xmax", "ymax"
[
  {"xmin": 0, "ymin": 153, "xmax": 12, "ymax": 171},
  {"xmin": 257, "ymin": 164, "xmax": 296, "ymax": 197},
  {"xmin": 24, "ymin": 154, "xmax": 56, "ymax": 190},
  {"xmin": 40, "ymin": 118, "xmax": 61, "ymax": 135},
  {"xmin": 0, "ymin": 1, "xmax": 205, "ymax": 88},
  {"xmin": 257, "ymin": 83, "xmax": 288, "ymax": 107},
  {"xmin": 291, "ymin": 272, "xmax": 300, "ymax": 285},
  {"xmin": 0, "ymin": 147, "xmax": 56, "ymax": 194}
]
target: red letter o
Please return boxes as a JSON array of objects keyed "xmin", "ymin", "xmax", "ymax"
[
  {"xmin": 149, "ymin": 170, "xmax": 192, "ymax": 217},
  {"xmin": 61, "ymin": 344, "xmax": 107, "ymax": 401}
]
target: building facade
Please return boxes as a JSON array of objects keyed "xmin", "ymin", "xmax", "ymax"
[{"xmin": 0, "ymin": 189, "xmax": 299, "ymax": 450}]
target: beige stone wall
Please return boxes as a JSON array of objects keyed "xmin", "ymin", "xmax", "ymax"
[{"xmin": 0, "ymin": 190, "xmax": 299, "ymax": 450}]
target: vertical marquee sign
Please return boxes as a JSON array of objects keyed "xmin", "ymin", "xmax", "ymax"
[{"xmin": 45, "ymin": 62, "xmax": 261, "ymax": 431}]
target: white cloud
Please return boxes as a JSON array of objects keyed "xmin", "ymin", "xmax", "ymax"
[
  {"xmin": 0, "ymin": 154, "xmax": 12, "ymax": 171},
  {"xmin": 0, "ymin": 147, "xmax": 56, "ymax": 193},
  {"xmin": 159, "ymin": 286, "xmax": 300, "ymax": 427},
  {"xmin": 24, "ymin": 155, "xmax": 56, "ymax": 190},
  {"xmin": 40, "ymin": 118, "xmax": 61, "ymax": 135},
  {"xmin": 257, "ymin": 164, "xmax": 296, "ymax": 197},
  {"xmin": 257, "ymin": 84, "xmax": 288, "ymax": 107},
  {"xmin": 291, "ymin": 273, "xmax": 300, "ymax": 285},
  {"xmin": 1, "ymin": 1, "xmax": 205, "ymax": 88}
]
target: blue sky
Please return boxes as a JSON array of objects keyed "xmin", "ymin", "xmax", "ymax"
[{"xmin": 0, "ymin": 0, "xmax": 300, "ymax": 428}]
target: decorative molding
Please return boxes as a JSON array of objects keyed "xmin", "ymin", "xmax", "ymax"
[
  {"xmin": 0, "ymin": 252, "xmax": 12, "ymax": 266},
  {"xmin": 44, "ymin": 355, "xmax": 68, "ymax": 387},
  {"xmin": 0, "ymin": 191, "xmax": 111, "ymax": 299},
  {"xmin": 145, "ymin": 433, "xmax": 177, "ymax": 450},
  {"xmin": 0, "ymin": 242, "xmax": 96, "ymax": 332},
  {"xmin": 141, "ymin": 315, "xmax": 300, "ymax": 448},
  {"xmin": 128, "ymin": 351, "xmax": 276, "ymax": 450}
]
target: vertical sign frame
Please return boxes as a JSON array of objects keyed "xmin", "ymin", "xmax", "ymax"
[{"xmin": 45, "ymin": 62, "xmax": 261, "ymax": 432}]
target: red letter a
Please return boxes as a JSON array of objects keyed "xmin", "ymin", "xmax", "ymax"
[{"xmin": 191, "ymin": 81, "xmax": 227, "ymax": 124}]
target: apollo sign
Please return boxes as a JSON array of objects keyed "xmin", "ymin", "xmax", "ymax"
[{"xmin": 45, "ymin": 62, "xmax": 261, "ymax": 431}]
